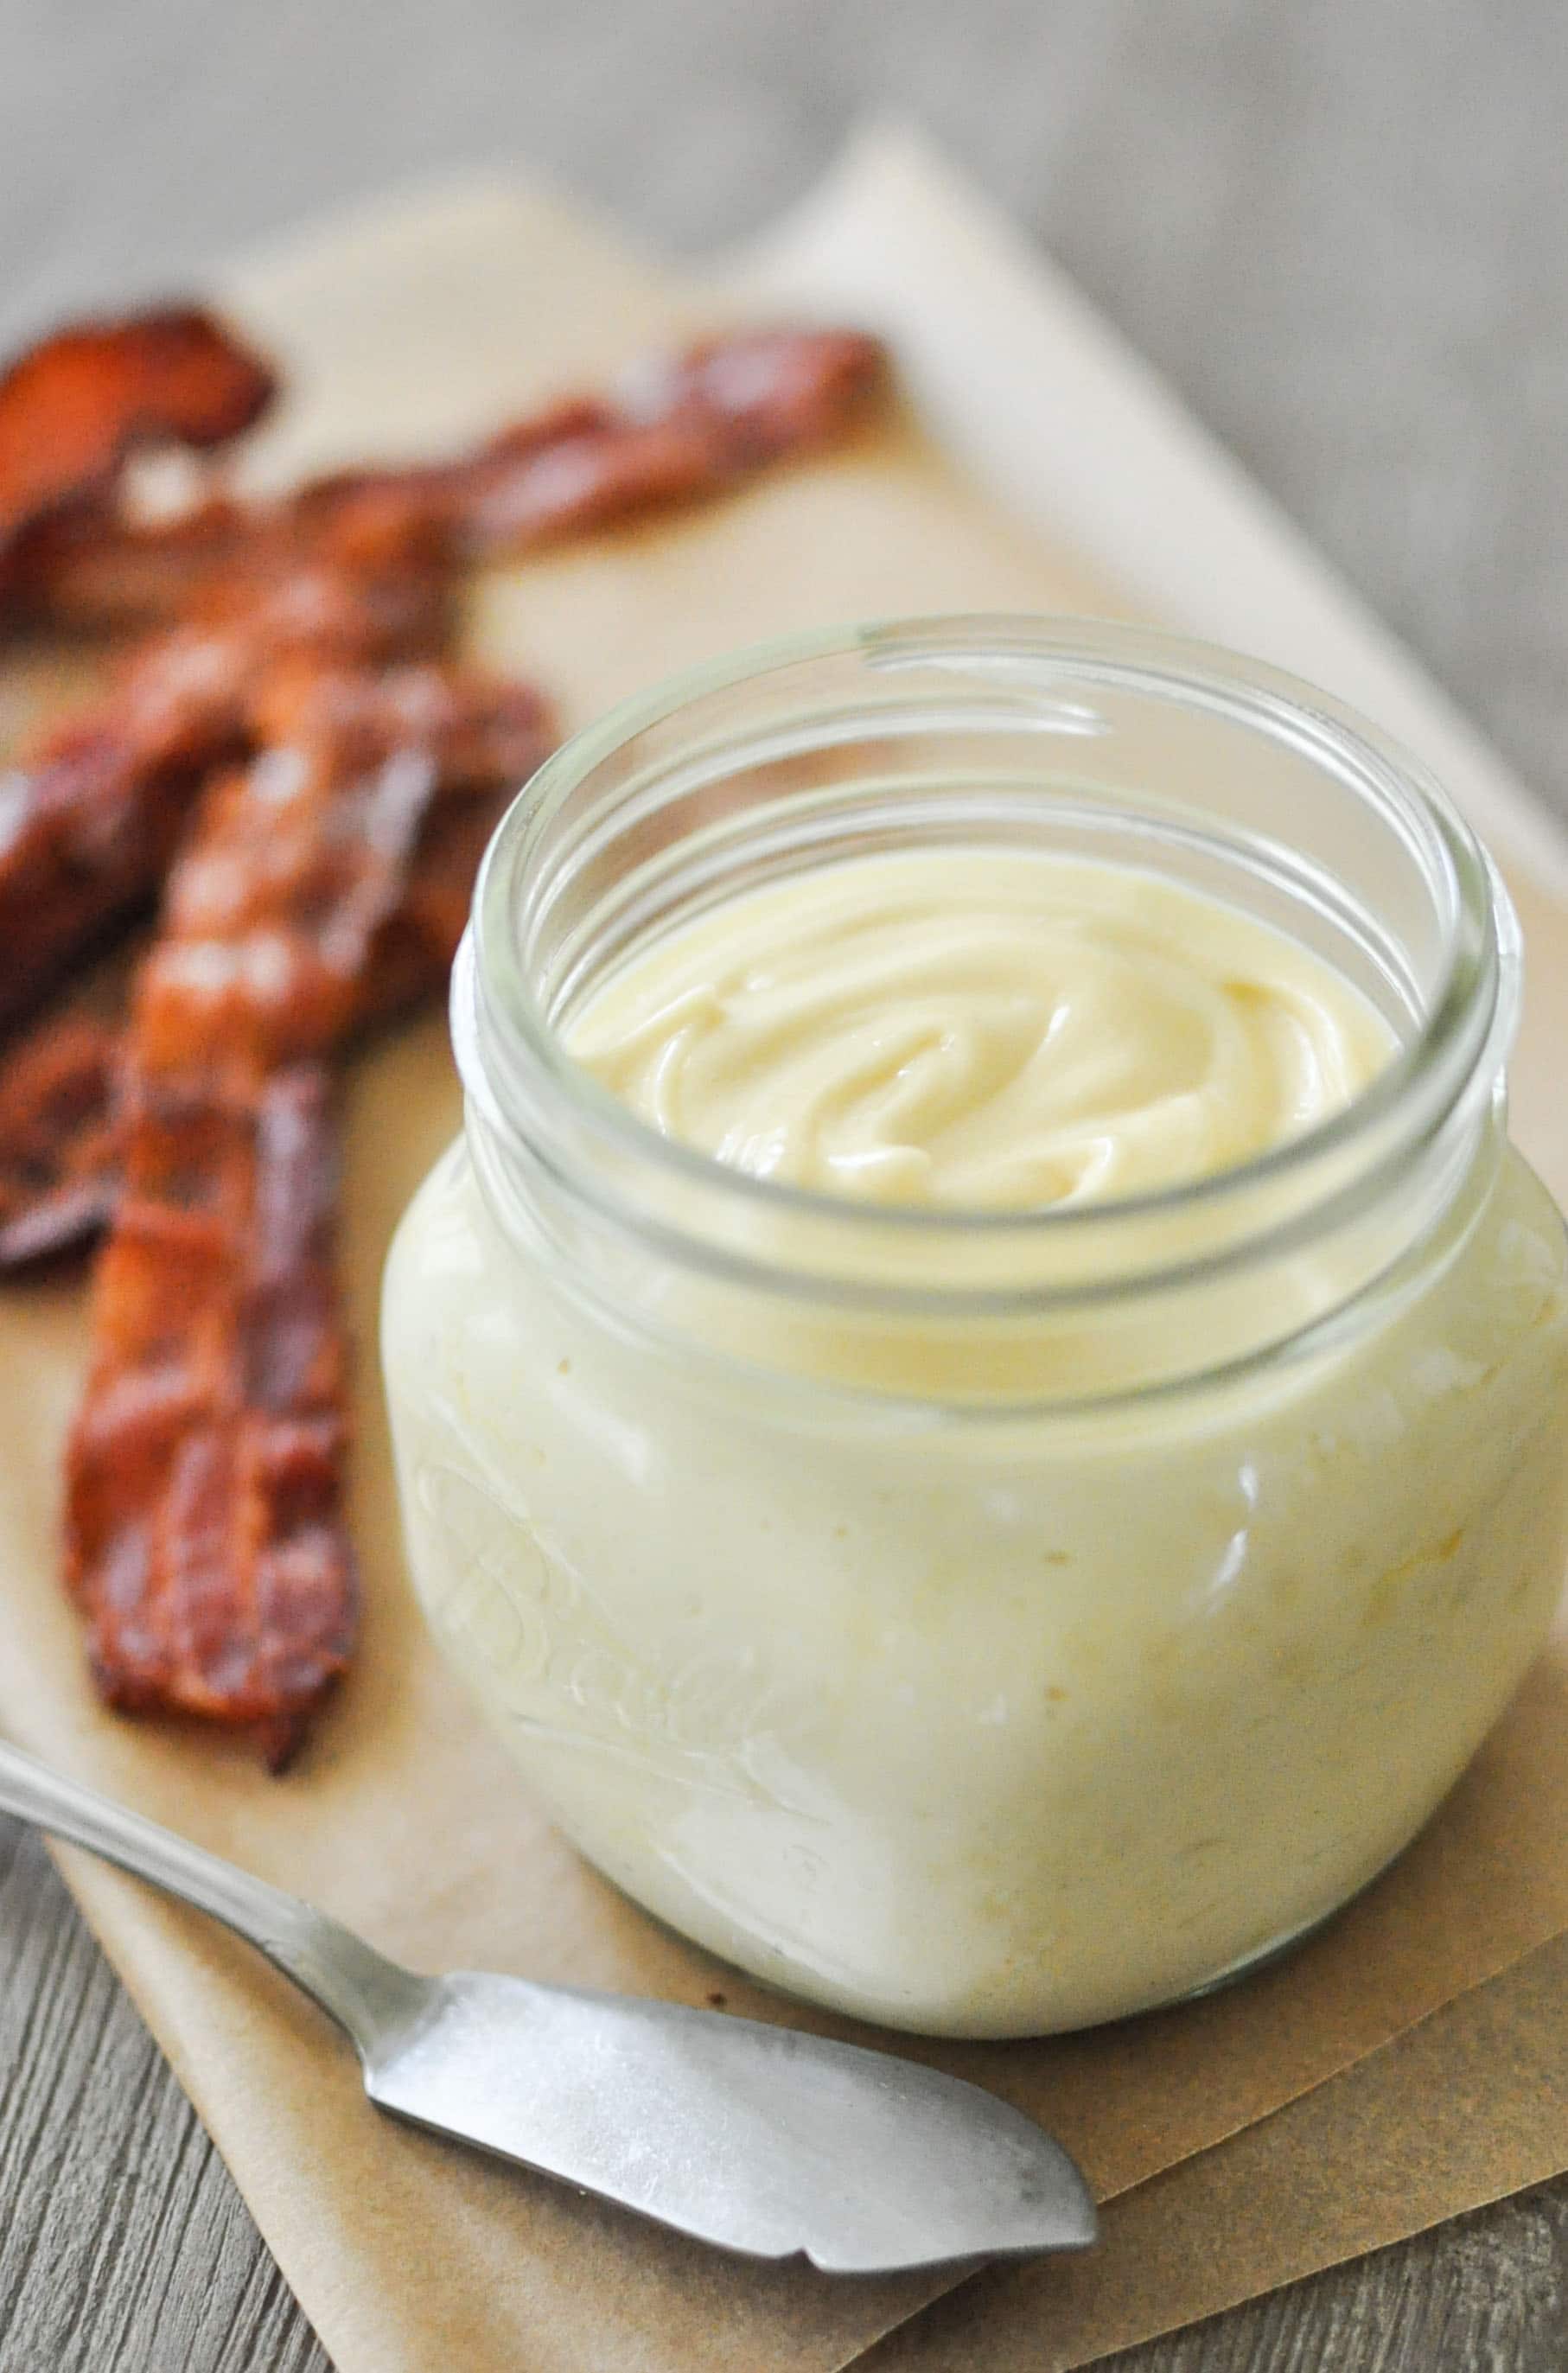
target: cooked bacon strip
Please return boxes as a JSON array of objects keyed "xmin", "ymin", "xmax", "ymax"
[
  {"xmin": 0, "ymin": 630, "xmax": 252, "ymax": 1035},
  {"xmin": 23, "ymin": 317, "xmax": 880, "ymax": 1765},
  {"xmin": 0, "ymin": 646, "xmax": 539, "ymax": 1266},
  {"xmin": 7, "ymin": 499, "xmax": 247, "ymax": 634},
  {"xmin": 64, "ymin": 660, "xmax": 551, "ymax": 1759},
  {"xmin": 10, "ymin": 488, "xmax": 451, "ymax": 652},
  {"xmin": 356, "ymin": 778, "xmax": 505, "ymax": 1021},
  {"xmin": 133, "ymin": 660, "xmax": 550, "ymax": 1073},
  {"xmin": 0, "ymin": 1009, "xmax": 123, "ymax": 1267},
  {"xmin": 0, "ymin": 775, "xmax": 511, "ymax": 1271},
  {"xmin": 0, "ymin": 308, "xmax": 274, "ymax": 566},
  {"xmin": 0, "ymin": 536, "xmax": 453, "ymax": 1037},
  {"xmin": 10, "ymin": 327, "xmax": 887, "ymax": 633},
  {"xmin": 299, "ymin": 325, "xmax": 889, "ymax": 561},
  {"xmin": 67, "ymin": 1061, "xmax": 352, "ymax": 1769}
]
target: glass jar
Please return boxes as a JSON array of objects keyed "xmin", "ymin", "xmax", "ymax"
[{"xmin": 382, "ymin": 616, "xmax": 1568, "ymax": 2038}]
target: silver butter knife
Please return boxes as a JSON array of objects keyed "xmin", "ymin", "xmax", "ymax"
[{"xmin": 0, "ymin": 1739, "xmax": 1095, "ymax": 2272}]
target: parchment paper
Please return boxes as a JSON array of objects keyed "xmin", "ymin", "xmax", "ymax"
[{"xmin": 1, "ymin": 126, "xmax": 1566, "ymax": 2373}]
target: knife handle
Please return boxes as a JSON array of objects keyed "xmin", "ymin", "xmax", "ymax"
[{"xmin": 0, "ymin": 1737, "xmax": 427, "ymax": 2051}]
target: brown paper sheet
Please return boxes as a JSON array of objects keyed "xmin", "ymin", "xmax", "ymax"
[{"xmin": 1, "ymin": 143, "xmax": 1566, "ymax": 2373}]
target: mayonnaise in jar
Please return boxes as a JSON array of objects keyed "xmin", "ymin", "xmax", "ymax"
[{"xmin": 383, "ymin": 622, "xmax": 1568, "ymax": 2035}]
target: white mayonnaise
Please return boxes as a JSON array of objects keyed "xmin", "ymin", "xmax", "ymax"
[{"xmin": 384, "ymin": 848, "xmax": 1568, "ymax": 2033}]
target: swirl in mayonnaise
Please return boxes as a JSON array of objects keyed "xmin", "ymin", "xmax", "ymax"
[{"xmin": 569, "ymin": 851, "xmax": 1393, "ymax": 1209}]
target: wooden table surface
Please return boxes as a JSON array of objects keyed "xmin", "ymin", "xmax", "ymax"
[{"xmin": 3, "ymin": 3, "xmax": 1566, "ymax": 2365}]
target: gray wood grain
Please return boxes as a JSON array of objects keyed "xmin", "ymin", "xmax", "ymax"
[{"xmin": 1, "ymin": 1, "xmax": 1565, "ymax": 2367}]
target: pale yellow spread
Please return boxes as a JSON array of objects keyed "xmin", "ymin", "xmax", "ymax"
[
  {"xmin": 384, "ymin": 846, "xmax": 1568, "ymax": 2036},
  {"xmin": 569, "ymin": 851, "xmax": 1392, "ymax": 1208}
]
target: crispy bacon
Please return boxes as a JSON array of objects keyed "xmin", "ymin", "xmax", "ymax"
[
  {"xmin": 0, "ymin": 775, "xmax": 513, "ymax": 1273},
  {"xmin": 0, "ymin": 1009, "xmax": 123, "ymax": 1267},
  {"xmin": 357, "ymin": 781, "xmax": 504, "ymax": 1021},
  {"xmin": 67, "ymin": 1062, "xmax": 352, "ymax": 1769},
  {"xmin": 8, "ymin": 499, "xmax": 247, "ymax": 635},
  {"xmin": 133, "ymin": 660, "xmax": 550, "ymax": 1075},
  {"xmin": 9, "ymin": 488, "xmax": 456, "ymax": 644},
  {"xmin": 0, "ymin": 308, "xmax": 275, "ymax": 566},
  {"xmin": 64, "ymin": 659, "xmax": 551, "ymax": 1757},
  {"xmin": 10, "ymin": 327, "xmax": 888, "ymax": 633},
  {"xmin": 9, "ymin": 307, "xmax": 886, "ymax": 1763},
  {"xmin": 0, "ymin": 630, "xmax": 252, "ymax": 1035},
  {"xmin": 0, "ymin": 539, "xmax": 454, "ymax": 1037},
  {"xmin": 295, "ymin": 325, "xmax": 888, "ymax": 561}
]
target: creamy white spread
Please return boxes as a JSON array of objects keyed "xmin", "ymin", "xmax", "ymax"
[
  {"xmin": 570, "ymin": 851, "xmax": 1392, "ymax": 1207},
  {"xmin": 384, "ymin": 848, "xmax": 1568, "ymax": 2035}
]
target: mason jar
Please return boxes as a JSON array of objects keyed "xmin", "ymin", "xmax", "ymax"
[{"xmin": 382, "ymin": 616, "xmax": 1568, "ymax": 2038}]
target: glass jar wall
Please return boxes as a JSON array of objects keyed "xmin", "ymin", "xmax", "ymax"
[{"xmin": 383, "ymin": 619, "xmax": 1568, "ymax": 2037}]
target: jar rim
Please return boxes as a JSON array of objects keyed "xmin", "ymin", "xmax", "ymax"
[{"xmin": 463, "ymin": 615, "xmax": 1516, "ymax": 1298}]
